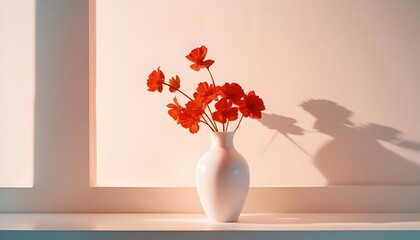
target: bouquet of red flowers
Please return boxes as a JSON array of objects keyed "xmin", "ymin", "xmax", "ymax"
[{"xmin": 147, "ymin": 46, "xmax": 265, "ymax": 134}]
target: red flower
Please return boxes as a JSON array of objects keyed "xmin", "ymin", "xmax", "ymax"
[
  {"xmin": 220, "ymin": 82, "xmax": 245, "ymax": 104},
  {"xmin": 186, "ymin": 46, "xmax": 215, "ymax": 71},
  {"xmin": 194, "ymin": 82, "xmax": 219, "ymax": 105},
  {"xmin": 179, "ymin": 112, "xmax": 201, "ymax": 134},
  {"xmin": 180, "ymin": 99, "xmax": 205, "ymax": 133},
  {"xmin": 167, "ymin": 97, "xmax": 183, "ymax": 123},
  {"xmin": 185, "ymin": 98, "xmax": 205, "ymax": 117},
  {"xmin": 147, "ymin": 46, "xmax": 266, "ymax": 134},
  {"xmin": 238, "ymin": 91, "xmax": 266, "ymax": 119},
  {"xmin": 147, "ymin": 67, "xmax": 165, "ymax": 92},
  {"xmin": 212, "ymin": 98, "xmax": 239, "ymax": 124},
  {"xmin": 169, "ymin": 75, "xmax": 180, "ymax": 93}
]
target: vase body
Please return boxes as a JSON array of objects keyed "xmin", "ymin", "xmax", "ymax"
[{"xmin": 196, "ymin": 132, "xmax": 250, "ymax": 222}]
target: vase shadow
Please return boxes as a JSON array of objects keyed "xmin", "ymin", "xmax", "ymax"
[{"xmin": 300, "ymin": 99, "xmax": 420, "ymax": 185}]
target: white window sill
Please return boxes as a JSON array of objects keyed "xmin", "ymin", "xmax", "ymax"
[{"xmin": 1, "ymin": 213, "xmax": 420, "ymax": 240}]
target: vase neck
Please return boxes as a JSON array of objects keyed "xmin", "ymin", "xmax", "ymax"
[{"xmin": 210, "ymin": 132, "xmax": 235, "ymax": 148}]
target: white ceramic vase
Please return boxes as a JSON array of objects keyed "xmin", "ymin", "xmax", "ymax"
[{"xmin": 196, "ymin": 131, "xmax": 250, "ymax": 222}]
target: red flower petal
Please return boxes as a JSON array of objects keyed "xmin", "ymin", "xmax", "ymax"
[
  {"xmin": 195, "ymin": 82, "xmax": 219, "ymax": 105},
  {"xmin": 147, "ymin": 67, "xmax": 165, "ymax": 92},
  {"xmin": 203, "ymin": 59, "xmax": 215, "ymax": 68},
  {"xmin": 186, "ymin": 46, "xmax": 215, "ymax": 71},
  {"xmin": 167, "ymin": 97, "xmax": 183, "ymax": 123},
  {"xmin": 212, "ymin": 98, "xmax": 238, "ymax": 124},
  {"xmin": 186, "ymin": 98, "xmax": 205, "ymax": 117},
  {"xmin": 220, "ymin": 82, "xmax": 245, "ymax": 104},
  {"xmin": 238, "ymin": 91, "xmax": 266, "ymax": 119},
  {"xmin": 169, "ymin": 75, "xmax": 180, "ymax": 93},
  {"xmin": 189, "ymin": 121, "xmax": 200, "ymax": 133},
  {"xmin": 179, "ymin": 111, "xmax": 201, "ymax": 134}
]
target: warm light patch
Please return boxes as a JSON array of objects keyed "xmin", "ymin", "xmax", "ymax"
[{"xmin": 0, "ymin": 0, "xmax": 35, "ymax": 187}]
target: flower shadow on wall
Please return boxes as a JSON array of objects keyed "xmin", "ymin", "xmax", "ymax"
[
  {"xmin": 258, "ymin": 113, "xmax": 310, "ymax": 157},
  {"xmin": 302, "ymin": 99, "xmax": 420, "ymax": 185},
  {"xmin": 260, "ymin": 99, "xmax": 420, "ymax": 185}
]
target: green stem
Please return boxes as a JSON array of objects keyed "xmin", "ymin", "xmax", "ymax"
[
  {"xmin": 163, "ymin": 83, "xmax": 193, "ymax": 101},
  {"xmin": 205, "ymin": 67, "xmax": 221, "ymax": 131},
  {"xmin": 201, "ymin": 117, "xmax": 215, "ymax": 132},
  {"xmin": 206, "ymin": 67, "xmax": 216, "ymax": 86},
  {"xmin": 234, "ymin": 115, "xmax": 244, "ymax": 132},
  {"xmin": 200, "ymin": 119, "xmax": 215, "ymax": 132},
  {"xmin": 206, "ymin": 106, "xmax": 218, "ymax": 132},
  {"xmin": 202, "ymin": 112, "xmax": 216, "ymax": 132}
]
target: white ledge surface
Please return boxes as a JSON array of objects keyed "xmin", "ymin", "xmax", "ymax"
[{"xmin": 1, "ymin": 213, "xmax": 420, "ymax": 231}]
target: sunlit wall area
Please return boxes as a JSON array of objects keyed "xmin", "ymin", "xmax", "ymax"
[
  {"xmin": 0, "ymin": 0, "xmax": 35, "ymax": 187},
  {"xmin": 95, "ymin": 0, "xmax": 420, "ymax": 187}
]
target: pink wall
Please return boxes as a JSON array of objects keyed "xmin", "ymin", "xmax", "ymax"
[{"xmin": 96, "ymin": 0, "xmax": 420, "ymax": 186}]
